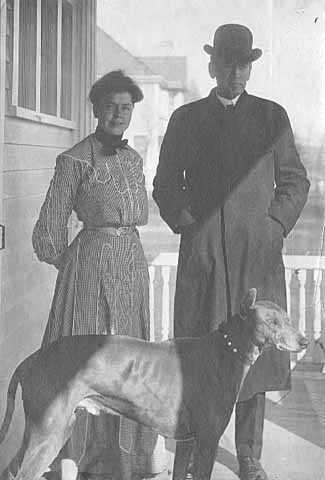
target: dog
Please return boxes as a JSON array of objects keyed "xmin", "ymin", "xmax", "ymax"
[{"xmin": 0, "ymin": 288, "xmax": 308, "ymax": 480}]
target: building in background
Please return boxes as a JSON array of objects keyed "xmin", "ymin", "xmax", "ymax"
[
  {"xmin": 97, "ymin": 27, "xmax": 188, "ymax": 191},
  {"xmin": 0, "ymin": 0, "xmax": 97, "ymax": 466}
]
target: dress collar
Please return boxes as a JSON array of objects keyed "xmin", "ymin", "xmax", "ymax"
[{"xmin": 94, "ymin": 126, "xmax": 128, "ymax": 155}]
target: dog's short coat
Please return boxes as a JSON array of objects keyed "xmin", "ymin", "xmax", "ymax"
[{"xmin": 0, "ymin": 289, "xmax": 308, "ymax": 480}]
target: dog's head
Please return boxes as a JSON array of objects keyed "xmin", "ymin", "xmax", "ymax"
[{"xmin": 240, "ymin": 288, "xmax": 308, "ymax": 353}]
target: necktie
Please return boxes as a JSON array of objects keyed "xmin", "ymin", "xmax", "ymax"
[{"xmin": 94, "ymin": 127, "xmax": 128, "ymax": 155}]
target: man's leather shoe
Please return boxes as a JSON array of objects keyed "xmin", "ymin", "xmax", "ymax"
[{"xmin": 238, "ymin": 456, "xmax": 268, "ymax": 480}]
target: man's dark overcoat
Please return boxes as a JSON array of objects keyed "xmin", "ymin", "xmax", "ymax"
[{"xmin": 153, "ymin": 89, "xmax": 310, "ymax": 401}]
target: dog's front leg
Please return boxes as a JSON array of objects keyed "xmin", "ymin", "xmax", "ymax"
[
  {"xmin": 172, "ymin": 439, "xmax": 195, "ymax": 480},
  {"xmin": 192, "ymin": 432, "xmax": 219, "ymax": 480},
  {"xmin": 0, "ymin": 444, "xmax": 25, "ymax": 480}
]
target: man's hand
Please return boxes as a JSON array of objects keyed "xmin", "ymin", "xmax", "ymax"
[
  {"xmin": 174, "ymin": 208, "xmax": 196, "ymax": 233},
  {"xmin": 269, "ymin": 216, "xmax": 286, "ymax": 238}
]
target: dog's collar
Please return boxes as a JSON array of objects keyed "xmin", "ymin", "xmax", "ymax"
[{"xmin": 221, "ymin": 331, "xmax": 259, "ymax": 366}]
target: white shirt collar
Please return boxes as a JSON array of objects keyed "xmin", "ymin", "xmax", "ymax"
[{"xmin": 216, "ymin": 91, "xmax": 241, "ymax": 108}]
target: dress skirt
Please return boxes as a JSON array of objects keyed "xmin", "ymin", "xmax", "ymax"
[{"xmin": 43, "ymin": 228, "xmax": 159, "ymax": 479}]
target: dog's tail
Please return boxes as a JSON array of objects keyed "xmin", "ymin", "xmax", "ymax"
[{"xmin": 0, "ymin": 366, "xmax": 21, "ymax": 445}]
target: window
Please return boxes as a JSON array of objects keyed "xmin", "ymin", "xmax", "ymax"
[
  {"xmin": 18, "ymin": 0, "xmax": 37, "ymax": 110},
  {"xmin": 61, "ymin": 0, "xmax": 73, "ymax": 120},
  {"xmin": 6, "ymin": 0, "xmax": 75, "ymax": 126},
  {"xmin": 40, "ymin": 0, "xmax": 58, "ymax": 115}
]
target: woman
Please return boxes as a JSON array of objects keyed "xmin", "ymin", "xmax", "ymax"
[{"xmin": 32, "ymin": 70, "xmax": 161, "ymax": 480}]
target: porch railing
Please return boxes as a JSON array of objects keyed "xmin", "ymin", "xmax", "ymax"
[{"xmin": 149, "ymin": 253, "xmax": 325, "ymax": 366}]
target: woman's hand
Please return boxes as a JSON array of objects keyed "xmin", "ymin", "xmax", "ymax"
[{"xmin": 52, "ymin": 251, "xmax": 67, "ymax": 270}]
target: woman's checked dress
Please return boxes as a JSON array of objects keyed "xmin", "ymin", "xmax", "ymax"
[{"xmin": 32, "ymin": 133, "xmax": 157, "ymax": 478}]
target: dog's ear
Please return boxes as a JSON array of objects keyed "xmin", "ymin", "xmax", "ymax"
[{"xmin": 240, "ymin": 288, "xmax": 257, "ymax": 317}]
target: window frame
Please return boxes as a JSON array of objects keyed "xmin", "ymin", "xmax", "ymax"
[{"xmin": 8, "ymin": 0, "xmax": 76, "ymax": 129}]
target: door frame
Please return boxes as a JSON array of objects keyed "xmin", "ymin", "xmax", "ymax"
[{"xmin": 0, "ymin": 0, "xmax": 6, "ymax": 330}]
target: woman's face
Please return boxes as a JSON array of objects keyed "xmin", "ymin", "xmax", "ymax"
[{"xmin": 96, "ymin": 91, "xmax": 134, "ymax": 135}]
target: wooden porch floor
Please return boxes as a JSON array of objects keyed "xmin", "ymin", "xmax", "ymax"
[{"xmin": 157, "ymin": 364, "xmax": 325, "ymax": 480}]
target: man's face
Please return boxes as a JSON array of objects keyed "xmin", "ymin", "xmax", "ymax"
[
  {"xmin": 209, "ymin": 59, "xmax": 252, "ymax": 99},
  {"xmin": 95, "ymin": 91, "xmax": 134, "ymax": 136}
]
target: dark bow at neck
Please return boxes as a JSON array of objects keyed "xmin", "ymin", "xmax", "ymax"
[{"xmin": 95, "ymin": 126, "xmax": 128, "ymax": 155}]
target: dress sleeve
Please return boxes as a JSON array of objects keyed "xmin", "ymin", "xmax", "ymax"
[
  {"xmin": 32, "ymin": 154, "xmax": 82, "ymax": 267},
  {"xmin": 268, "ymin": 108, "xmax": 310, "ymax": 236}
]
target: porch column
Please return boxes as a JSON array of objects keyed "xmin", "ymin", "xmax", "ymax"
[
  {"xmin": 0, "ymin": 0, "xmax": 6, "ymax": 153},
  {"xmin": 76, "ymin": 0, "xmax": 97, "ymax": 140}
]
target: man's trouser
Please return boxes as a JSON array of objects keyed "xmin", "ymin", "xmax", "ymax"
[{"xmin": 235, "ymin": 392, "xmax": 266, "ymax": 460}]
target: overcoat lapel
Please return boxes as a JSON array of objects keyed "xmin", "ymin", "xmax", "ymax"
[
  {"xmin": 200, "ymin": 91, "xmax": 278, "ymax": 203},
  {"xmin": 190, "ymin": 91, "xmax": 263, "ymax": 209}
]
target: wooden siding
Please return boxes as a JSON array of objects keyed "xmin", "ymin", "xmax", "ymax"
[
  {"xmin": 0, "ymin": 123, "xmax": 73, "ymax": 469},
  {"xmin": 4, "ymin": 115, "xmax": 75, "ymax": 146},
  {"xmin": 0, "ymin": 117, "xmax": 73, "ymax": 399},
  {"xmin": 4, "ymin": 143, "xmax": 63, "ymax": 171},
  {"xmin": 0, "ymin": 0, "xmax": 96, "ymax": 467}
]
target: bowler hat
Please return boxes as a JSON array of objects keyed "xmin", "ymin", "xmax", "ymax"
[{"xmin": 203, "ymin": 24, "xmax": 262, "ymax": 63}]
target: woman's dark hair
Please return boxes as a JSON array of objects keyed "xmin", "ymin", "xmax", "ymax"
[{"xmin": 89, "ymin": 70, "xmax": 144, "ymax": 106}]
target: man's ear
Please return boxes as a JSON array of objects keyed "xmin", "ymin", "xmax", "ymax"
[
  {"xmin": 93, "ymin": 104, "xmax": 99, "ymax": 119},
  {"xmin": 240, "ymin": 288, "xmax": 257, "ymax": 317},
  {"xmin": 248, "ymin": 62, "xmax": 252, "ymax": 79},
  {"xmin": 208, "ymin": 60, "xmax": 217, "ymax": 79}
]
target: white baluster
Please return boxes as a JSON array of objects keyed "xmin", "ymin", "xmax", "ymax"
[
  {"xmin": 161, "ymin": 266, "xmax": 171, "ymax": 340},
  {"xmin": 61, "ymin": 459, "xmax": 78, "ymax": 480},
  {"xmin": 297, "ymin": 269, "xmax": 307, "ymax": 361},
  {"xmin": 285, "ymin": 268, "xmax": 293, "ymax": 317},
  {"xmin": 149, "ymin": 265, "xmax": 156, "ymax": 342},
  {"xmin": 313, "ymin": 268, "xmax": 322, "ymax": 339},
  {"xmin": 297, "ymin": 269, "xmax": 307, "ymax": 335},
  {"xmin": 320, "ymin": 264, "xmax": 325, "ymax": 373}
]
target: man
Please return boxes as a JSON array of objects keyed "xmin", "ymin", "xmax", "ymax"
[{"xmin": 153, "ymin": 24, "xmax": 310, "ymax": 480}]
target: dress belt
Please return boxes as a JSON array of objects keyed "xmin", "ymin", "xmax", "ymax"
[{"xmin": 83, "ymin": 224, "xmax": 136, "ymax": 236}]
